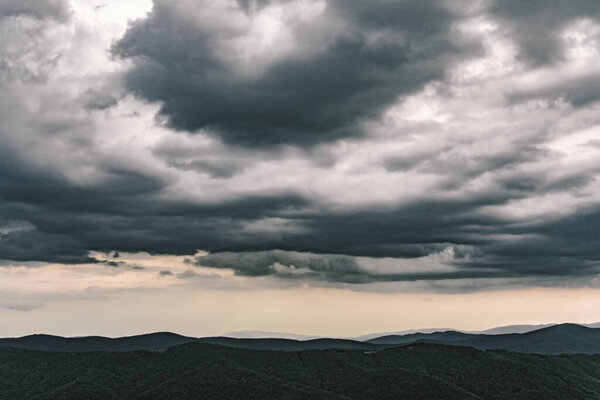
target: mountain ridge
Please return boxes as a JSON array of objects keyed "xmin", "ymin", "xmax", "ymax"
[
  {"xmin": 226, "ymin": 321, "xmax": 600, "ymax": 341},
  {"xmin": 2, "ymin": 323, "xmax": 600, "ymax": 355}
]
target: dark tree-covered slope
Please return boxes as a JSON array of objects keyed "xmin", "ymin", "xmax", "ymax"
[{"xmin": 2, "ymin": 342, "xmax": 600, "ymax": 399}]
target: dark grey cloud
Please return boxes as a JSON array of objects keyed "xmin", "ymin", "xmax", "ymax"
[
  {"xmin": 2, "ymin": 127, "xmax": 599, "ymax": 285},
  {"xmin": 189, "ymin": 176, "xmax": 598, "ymax": 283},
  {"xmin": 1, "ymin": 0, "xmax": 600, "ymax": 293},
  {"xmin": 507, "ymin": 73, "xmax": 600, "ymax": 107},
  {"xmin": 193, "ymin": 250, "xmax": 472, "ymax": 284},
  {"xmin": 0, "ymin": 0, "xmax": 70, "ymax": 21},
  {"xmin": 384, "ymin": 144, "xmax": 548, "ymax": 185},
  {"xmin": 167, "ymin": 159, "xmax": 245, "ymax": 179},
  {"xmin": 102, "ymin": 260, "xmax": 124, "ymax": 267},
  {"xmin": 197, "ymin": 250, "xmax": 350, "ymax": 278},
  {"xmin": 81, "ymin": 89, "xmax": 119, "ymax": 111},
  {"xmin": 499, "ymin": 172, "xmax": 594, "ymax": 194},
  {"xmin": 449, "ymin": 207, "xmax": 600, "ymax": 278},
  {"xmin": 176, "ymin": 269, "xmax": 198, "ymax": 279},
  {"xmin": 112, "ymin": 0, "xmax": 478, "ymax": 147},
  {"xmin": 234, "ymin": 0, "xmax": 282, "ymax": 13},
  {"xmin": 489, "ymin": 0, "xmax": 600, "ymax": 65},
  {"xmin": 150, "ymin": 137, "xmax": 258, "ymax": 179},
  {"xmin": 0, "ymin": 147, "xmax": 312, "ymax": 263},
  {"xmin": 192, "ymin": 231, "xmax": 600, "ymax": 284}
]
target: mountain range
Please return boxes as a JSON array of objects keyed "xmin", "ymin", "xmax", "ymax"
[
  {"xmin": 2, "ymin": 323, "xmax": 600, "ymax": 355},
  {"xmin": 225, "ymin": 321, "xmax": 600, "ymax": 340}
]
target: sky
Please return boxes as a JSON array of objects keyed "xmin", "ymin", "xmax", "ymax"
[{"xmin": 1, "ymin": 0, "xmax": 600, "ymax": 337}]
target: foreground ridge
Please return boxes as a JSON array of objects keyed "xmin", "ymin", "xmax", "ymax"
[{"xmin": 1, "ymin": 342, "xmax": 600, "ymax": 399}]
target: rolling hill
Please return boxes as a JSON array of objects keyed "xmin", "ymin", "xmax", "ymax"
[
  {"xmin": 366, "ymin": 323, "xmax": 600, "ymax": 355},
  {"xmin": 196, "ymin": 337, "xmax": 376, "ymax": 351},
  {"xmin": 367, "ymin": 330, "xmax": 475, "ymax": 345},
  {"xmin": 0, "ymin": 332, "xmax": 196, "ymax": 352},
  {"xmin": 460, "ymin": 323, "xmax": 600, "ymax": 354}
]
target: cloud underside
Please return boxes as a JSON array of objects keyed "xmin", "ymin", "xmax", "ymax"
[
  {"xmin": 3, "ymin": 154, "xmax": 600, "ymax": 283},
  {"xmin": 1, "ymin": 0, "xmax": 600, "ymax": 290}
]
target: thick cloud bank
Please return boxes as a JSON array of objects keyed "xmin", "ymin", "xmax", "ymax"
[
  {"xmin": 1, "ymin": 0, "xmax": 600, "ymax": 291},
  {"xmin": 112, "ymin": 0, "xmax": 477, "ymax": 146}
]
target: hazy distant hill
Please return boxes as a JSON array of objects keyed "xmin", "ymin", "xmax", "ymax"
[
  {"xmin": 2, "ymin": 342, "xmax": 600, "ymax": 399},
  {"xmin": 223, "ymin": 330, "xmax": 321, "ymax": 340},
  {"xmin": 367, "ymin": 330, "xmax": 474, "ymax": 345},
  {"xmin": 478, "ymin": 323, "xmax": 556, "ymax": 335},
  {"xmin": 352, "ymin": 328, "xmax": 455, "ymax": 341},
  {"xmin": 354, "ymin": 321, "xmax": 600, "ymax": 340},
  {"xmin": 366, "ymin": 323, "xmax": 600, "ymax": 355},
  {"xmin": 197, "ymin": 337, "xmax": 376, "ymax": 351},
  {"xmin": 461, "ymin": 323, "xmax": 600, "ymax": 354}
]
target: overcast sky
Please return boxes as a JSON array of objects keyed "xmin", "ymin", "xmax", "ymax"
[{"xmin": 1, "ymin": 0, "xmax": 600, "ymax": 337}]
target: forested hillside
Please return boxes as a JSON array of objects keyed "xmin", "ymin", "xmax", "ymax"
[{"xmin": 2, "ymin": 342, "xmax": 600, "ymax": 399}]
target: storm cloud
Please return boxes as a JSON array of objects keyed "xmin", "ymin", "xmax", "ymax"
[
  {"xmin": 112, "ymin": 0, "xmax": 478, "ymax": 147},
  {"xmin": 489, "ymin": 0, "xmax": 600, "ymax": 65},
  {"xmin": 1, "ymin": 0, "xmax": 600, "ymax": 292}
]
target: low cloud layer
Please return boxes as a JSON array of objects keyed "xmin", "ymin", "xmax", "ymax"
[
  {"xmin": 1, "ymin": 0, "xmax": 600, "ymax": 292},
  {"xmin": 193, "ymin": 248, "xmax": 477, "ymax": 283}
]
